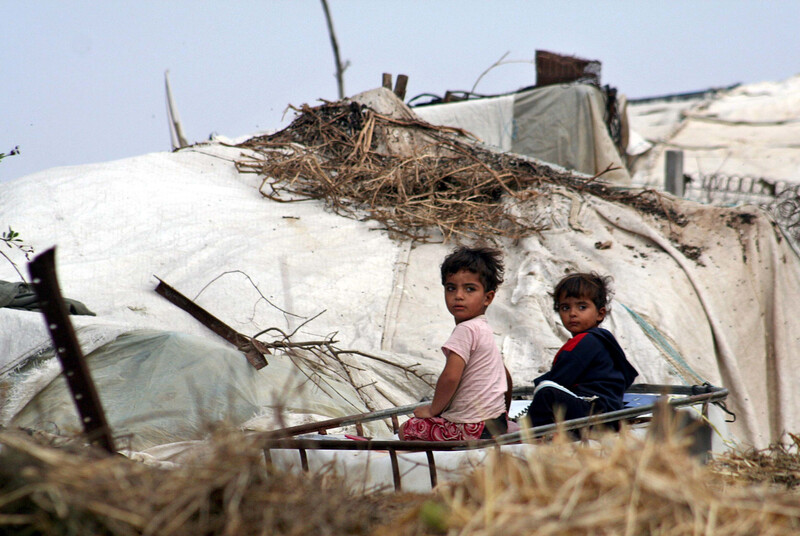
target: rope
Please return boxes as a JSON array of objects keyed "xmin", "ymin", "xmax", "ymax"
[{"xmin": 621, "ymin": 302, "xmax": 706, "ymax": 386}]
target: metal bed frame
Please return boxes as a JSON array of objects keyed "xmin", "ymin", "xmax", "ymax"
[{"xmin": 258, "ymin": 383, "xmax": 730, "ymax": 491}]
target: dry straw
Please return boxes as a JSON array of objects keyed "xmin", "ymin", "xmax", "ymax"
[
  {"xmin": 234, "ymin": 100, "xmax": 682, "ymax": 243},
  {"xmin": 0, "ymin": 429, "xmax": 399, "ymax": 536},
  {"xmin": 709, "ymin": 432, "xmax": 800, "ymax": 490},
  {"xmin": 403, "ymin": 431, "xmax": 800, "ymax": 535},
  {"xmin": 3, "ymin": 426, "xmax": 800, "ymax": 535}
]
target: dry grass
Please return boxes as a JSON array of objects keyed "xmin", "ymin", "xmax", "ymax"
[
  {"xmin": 234, "ymin": 100, "xmax": 684, "ymax": 243},
  {"xmin": 2, "ymin": 426, "xmax": 800, "ymax": 535},
  {"xmin": 709, "ymin": 432, "xmax": 800, "ymax": 490},
  {"xmin": 0, "ymin": 429, "xmax": 410, "ymax": 536},
  {"xmin": 394, "ymin": 431, "xmax": 800, "ymax": 536}
]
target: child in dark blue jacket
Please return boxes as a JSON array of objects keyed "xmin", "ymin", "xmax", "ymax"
[{"xmin": 522, "ymin": 272, "xmax": 638, "ymax": 428}]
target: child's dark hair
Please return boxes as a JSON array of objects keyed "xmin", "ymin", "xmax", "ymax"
[
  {"xmin": 441, "ymin": 246, "xmax": 504, "ymax": 292},
  {"xmin": 552, "ymin": 272, "xmax": 613, "ymax": 315}
]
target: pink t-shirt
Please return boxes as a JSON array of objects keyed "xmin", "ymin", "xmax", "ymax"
[{"xmin": 440, "ymin": 315, "xmax": 507, "ymax": 423}]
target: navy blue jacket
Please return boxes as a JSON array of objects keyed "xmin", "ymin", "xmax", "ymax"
[{"xmin": 534, "ymin": 327, "xmax": 638, "ymax": 412}]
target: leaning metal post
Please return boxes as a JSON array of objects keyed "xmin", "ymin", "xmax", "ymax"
[{"xmin": 27, "ymin": 247, "xmax": 116, "ymax": 454}]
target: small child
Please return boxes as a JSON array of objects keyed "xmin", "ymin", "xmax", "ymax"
[
  {"xmin": 522, "ymin": 272, "xmax": 638, "ymax": 428},
  {"xmin": 400, "ymin": 246, "xmax": 511, "ymax": 441}
]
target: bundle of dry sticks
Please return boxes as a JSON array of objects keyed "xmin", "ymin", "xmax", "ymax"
[{"xmin": 234, "ymin": 99, "xmax": 678, "ymax": 242}]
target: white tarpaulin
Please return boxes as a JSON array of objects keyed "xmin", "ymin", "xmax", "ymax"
[
  {"xmin": 4, "ymin": 329, "xmax": 400, "ymax": 450},
  {"xmin": 1, "ymin": 89, "xmax": 798, "ymax": 452},
  {"xmin": 415, "ymin": 83, "xmax": 631, "ymax": 184},
  {"xmin": 411, "ymin": 93, "xmax": 516, "ymax": 151},
  {"xmin": 628, "ymin": 74, "xmax": 800, "ymax": 188}
]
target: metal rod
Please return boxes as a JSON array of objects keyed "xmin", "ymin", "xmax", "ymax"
[
  {"xmin": 497, "ymin": 388, "xmax": 730, "ymax": 446},
  {"xmin": 391, "ymin": 415, "xmax": 400, "ymax": 434},
  {"xmin": 258, "ymin": 384, "xmax": 727, "ymax": 441},
  {"xmin": 258, "ymin": 388, "xmax": 729, "ymax": 453},
  {"xmin": 299, "ymin": 448, "xmax": 309, "ymax": 472},
  {"xmin": 389, "ymin": 448, "xmax": 401, "ymax": 491},
  {"xmin": 665, "ymin": 149, "xmax": 685, "ymax": 197},
  {"xmin": 426, "ymin": 451, "xmax": 437, "ymax": 488},
  {"xmin": 265, "ymin": 437, "xmax": 493, "ymax": 452},
  {"xmin": 154, "ymin": 277, "xmax": 268, "ymax": 369},
  {"xmin": 27, "ymin": 248, "xmax": 116, "ymax": 454},
  {"xmin": 259, "ymin": 401, "xmax": 425, "ymax": 439}
]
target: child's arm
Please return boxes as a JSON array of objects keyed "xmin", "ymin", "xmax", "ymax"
[{"xmin": 413, "ymin": 353, "xmax": 466, "ymax": 418}]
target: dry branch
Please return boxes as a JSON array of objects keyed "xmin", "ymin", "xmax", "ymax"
[{"xmin": 236, "ymin": 99, "xmax": 685, "ymax": 242}]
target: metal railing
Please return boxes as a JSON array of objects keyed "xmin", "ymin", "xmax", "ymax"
[
  {"xmin": 257, "ymin": 384, "xmax": 729, "ymax": 491},
  {"xmin": 683, "ymin": 172, "xmax": 800, "ymax": 248},
  {"xmin": 684, "ymin": 173, "xmax": 794, "ymax": 205}
]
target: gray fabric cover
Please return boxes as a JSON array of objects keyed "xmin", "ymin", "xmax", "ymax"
[{"xmin": 0, "ymin": 280, "xmax": 95, "ymax": 316}]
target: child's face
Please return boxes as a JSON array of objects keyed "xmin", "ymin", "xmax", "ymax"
[
  {"xmin": 444, "ymin": 269, "xmax": 495, "ymax": 324},
  {"xmin": 557, "ymin": 293, "xmax": 606, "ymax": 336}
]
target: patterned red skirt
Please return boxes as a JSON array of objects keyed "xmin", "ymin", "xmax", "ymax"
[{"xmin": 400, "ymin": 417, "xmax": 485, "ymax": 441}]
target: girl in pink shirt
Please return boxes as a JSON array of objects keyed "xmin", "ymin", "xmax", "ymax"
[{"xmin": 400, "ymin": 246, "xmax": 511, "ymax": 441}]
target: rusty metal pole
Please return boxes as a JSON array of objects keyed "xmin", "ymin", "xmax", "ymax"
[
  {"xmin": 153, "ymin": 276, "xmax": 268, "ymax": 369},
  {"xmin": 28, "ymin": 247, "xmax": 116, "ymax": 454}
]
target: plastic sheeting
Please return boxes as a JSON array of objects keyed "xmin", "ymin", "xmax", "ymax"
[
  {"xmin": 414, "ymin": 84, "xmax": 631, "ymax": 184},
  {"xmin": 1, "ymin": 90, "xmax": 798, "ymax": 450},
  {"xmin": 412, "ymin": 94, "xmax": 515, "ymax": 151},
  {"xmin": 628, "ymin": 74, "xmax": 800, "ymax": 188},
  {"xmin": 6, "ymin": 330, "xmax": 389, "ymax": 450},
  {"xmin": 381, "ymin": 191, "xmax": 800, "ymax": 448}
]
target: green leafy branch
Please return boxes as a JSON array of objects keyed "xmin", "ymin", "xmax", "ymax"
[
  {"xmin": 1, "ymin": 226, "xmax": 34, "ymax": 282},
  {"xmin": 1, "ymin": 145, "xmax": 31, "ymax": 281}
]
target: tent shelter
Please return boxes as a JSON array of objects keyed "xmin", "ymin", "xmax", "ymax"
[
  {"xmin": 413, "ymin": 83, "xmax": 631, "ymax": 185},
  {"xmin": 627, "ymin": 74, "xmax": 800, "ymax": 189},
  {"xmin": 1, "ymin": 84, "xmax": 799, "ymax": 458}
]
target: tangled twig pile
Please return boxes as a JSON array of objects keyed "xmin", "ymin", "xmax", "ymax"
[
  {"xmin": 235, "ymin": 98, "xmax": 682, "ymax": 242},
  {"xmin": 710, "ymin": 432, "xmax": 800, "ymax": 490},
  {"xmin": 253, "ymin": 323, "xmax": 436, "ymax": 417}
]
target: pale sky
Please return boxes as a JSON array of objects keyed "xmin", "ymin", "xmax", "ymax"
[{"xmin": 3, "ymin": 0, "xmax": 800, "ymax": 182}]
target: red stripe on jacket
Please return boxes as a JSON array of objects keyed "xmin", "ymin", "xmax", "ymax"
[{"xmin": 552, "ymin": 332, "xmax": 588, "ymax": 365}]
